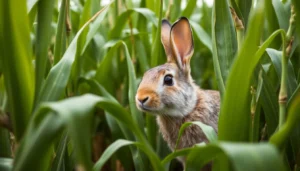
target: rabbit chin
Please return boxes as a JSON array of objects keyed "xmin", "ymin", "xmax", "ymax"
[{"xmin": 159, "ymin": 103, "xmax": 196, "ymax": 118}]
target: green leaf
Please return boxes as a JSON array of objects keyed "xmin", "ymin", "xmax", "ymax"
[
  {"xmin": 175, "ymin": 121, "xmax": 218, "ymax": 150},
  {"xmin": 109, "ymin": 8, "xmax": 157, "ymax": 40},
  {"xmin": 272, "ymin": 0, "xmax": 289, "ymax": 30},
  {"xmin": 93, "ymin": 139, "xmax": 136, "ymax": 171},
  {"xmin": 53, "ymin": 0, "xmax": 69, "ymax": 64},
  {"xmin": 51, "ymin": 134, "xmax": 68, "ymax": 171},
  {"xmin": 27, "ymin": 0, "xmax": 38, "ymax": 13},
  {"xmin": 259, "ymin": 67, "xmax": 279, "ymax": 136},
  {"xmin": 270, "ymin": 85, "xmax": 300, "ymax": 149},
  {"xmin": 14, "ymin": 94, "xmax": 163, "ymax": 171},
  {"xmin": 170, "ymin": 0, "xmax": 181, "ymax": 21},
  {"xmin": 186, "ymin": 143, "xmax": 286, "ymax": 171},
  {"xmin": 190, "ymin": 21, "xmax": 212, "ymax": 53},
  {"xmin": 181, "ymin": 0, "xmax": 196, "ymax": 18},
  {"xmin": 151, "ymin": 0, "xmax": 163, "ymax": 67},
  {"xmin": 265, "ymin": 0, "xmax": 281, "ymax": 48},
  {"xmin": 235, "ymin": 0, "xmax": 252, "ymax": 28},
  {"xmin": 266, "ymin": 48, "xmax": 297, "ymax": 97},
  {"xmin": 212, "ymin": 0, "xmax": 238, "ymax": 96},
  {"xmin": 0, "ymin": 0, "xmax": 35, "ymax": 140},
  {"xmin": 36, "ymin": 5, "xmax": 110, "ymax": 105},
  {"xmin": 34, "ymin": 0, "xmax": 55, "ymax": 101},
  {"xmin": 218, "ymin": 0, "xmax": 265, "ymax": 141}
]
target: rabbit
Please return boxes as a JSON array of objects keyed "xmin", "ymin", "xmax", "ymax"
[{"xmin": 135, "ymin": 17, "xmax": 220, "ymax": 166}]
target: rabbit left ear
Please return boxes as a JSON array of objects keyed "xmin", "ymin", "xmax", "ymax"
[
  {"xmin": 170, "ymin": 17, "xmax": 194, "ymax": 72},
  {"xmin": 161, "ymin": 19, "xmax": 175, "ymax": 63}
]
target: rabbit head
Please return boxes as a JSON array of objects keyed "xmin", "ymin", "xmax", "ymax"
[{"xmin": 135, "ymin": 17, "xmax": 198, "ymax": 117}]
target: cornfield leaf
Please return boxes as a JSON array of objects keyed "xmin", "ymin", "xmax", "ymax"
[
  {"xmin": 0, "ymin": 0, "xmax": 35, "ymax": 140},
  {"xmin": 36, "ymin": 5, "xmax": 110, "ymax": 104},
  {"xmin": 236, "ymin": 0, "xmax": 252, "ymax": 28},
  {"xmin": 175, "ymin": 121, "xmax": 217, "ymax": 150},
  {"xmin": 34, "ymin": 0, "xmax": 55, "ymax": 101},
  {"xmin": 272, "ymin": 0, "xmax": 289, "ymax": 31},
  {"xmin": 270, "ymin": 85, "xmax": 300, "ymax": 149},
  {"xmin": 181, "ymin": 0, "xmax": 196, "ymax": 18},
  {"xmin": 190, "ymin": 21, "xmax": 212, "ymax": 53},
  {"xmin": 14, "ymin": 94, "xmax": 163, "ymax": 171},
  {"xmin": 53, "ymin": 0, "xmax": 69, "ymax": 64},
  {"xmin": 109, "ymin": 8, "xmax": 157, "ymax": 40},
  {"xmin": 266, "ymin": 48, "xmax": 297, "ymax": 97},
  {"xmin": 51, "ymin": 134, "xmax": 68, "ymax": 171},
  {"xmin": 151, "ymin": 0, "xmax": 163, "ymax": 67},
  {"xmin": 218, "ymin": 0, "xmax": 265, "ymax": 141},
  {"xmin": 212, "ymin": 0, "xmax": 238, "ymax": 96},
  {"xmin": 186, "ymin": 143, "xmax": 286, "ymax": 171}
]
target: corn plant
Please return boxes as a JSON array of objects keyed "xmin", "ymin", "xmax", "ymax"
[{"xmin": 0, "ymin": 0, "xmax": 300, "ymax": 170}]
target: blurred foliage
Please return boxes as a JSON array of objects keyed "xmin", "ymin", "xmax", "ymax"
[{"xmin": 0, "ymin": 0, "xmax": 300, "ymax": 170}]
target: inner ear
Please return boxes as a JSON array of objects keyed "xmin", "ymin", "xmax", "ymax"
[{"xmin": 170, "ymin": 17, "xmax": 194, "ymax": 70}]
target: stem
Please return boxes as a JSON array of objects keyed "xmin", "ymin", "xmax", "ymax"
[
  {"xmin": 230, "ymin": 7, "xmax": 244, "ymax": 50},
  {"xmin": 278, "ymin": 5, "xmax": 296, "ymax": 129}
]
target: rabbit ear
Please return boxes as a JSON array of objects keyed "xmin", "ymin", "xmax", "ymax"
[
  {"xmin": 170, "ymin": 17, "xmax": 194, "ymax": 72},
  {"xmin": 161, "ymin": 19, "xmax": 175, "ymax": 63}
]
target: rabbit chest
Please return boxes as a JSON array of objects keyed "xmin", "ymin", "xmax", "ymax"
[{"xmin": 156, "ymin": 90, "xmax": 219, "ymax": 151}]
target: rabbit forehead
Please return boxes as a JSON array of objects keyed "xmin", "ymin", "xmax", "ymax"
[{"xmin": 141, "ymin": 63, "xmax": 178, "ymax": 84}]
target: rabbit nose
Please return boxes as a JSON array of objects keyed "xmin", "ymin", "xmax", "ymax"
[{"xmin": 138, "ymin": 97, "xmax": 149, "ymax": 104}]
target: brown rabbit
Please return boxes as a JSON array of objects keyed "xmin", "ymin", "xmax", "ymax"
[{"xmin": 135, "ymin": 17, "xmax": 220, "ymax": 166}]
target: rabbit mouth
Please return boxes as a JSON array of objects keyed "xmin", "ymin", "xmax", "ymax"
[
  {"xmin": 137, "ymin": 103, "xmax": 160, "ymax": 113},
  {"xmin": 138, "ymin": 104, "xmax": 153, "ymax": 112}
]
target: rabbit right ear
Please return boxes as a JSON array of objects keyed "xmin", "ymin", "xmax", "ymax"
[{"xmin": 161, "ymin": 19, "xmax": 175, "ymax": 63}]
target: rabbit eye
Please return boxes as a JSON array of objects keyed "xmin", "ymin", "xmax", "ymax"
[{"xmin": 164, "ymin": 75, "xmax": 173, "ymax": 86}]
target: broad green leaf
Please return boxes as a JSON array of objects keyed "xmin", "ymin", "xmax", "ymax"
[
  {"xmin": 170, "ymin": 0, "xmax": 181, "ymax": 21},
  {"xmin": 82, "ymin": 2, "xmax": 113, "ymax": 54},
  {"xmin": 259, "ymin": 67, "xmax": 279, "ymax": 135},
  {"xmin": 93, "ymin": 139, "xmax": 136, "ymax": 171},
  {"xmin": 78, "ymin": 78, "xmax": 144, "ymax": 170},
  {"xmin": 151, "ymin": 0, "xmax": 163, "ymax": 67},
  {"xmin": 235, "ymin": 0, "xmax": 252, "ymax": 28},
  {"xmin": 95, "ymin": 41, "xmax": 144, "ymax": 130},
  {"xmin": 14, "ymin": 94, "xmax": 163, "ymax": 171},
  {"xmin": 135, "ymin": 38, "xmax": 150, "ymax": 72},
  {"xmin": 0, "ymin": 0, "xmax": 35, "ymax": 140},
  {"xmin": 72, "ymin": 0, "xmax": 92, "ymax": 81},
  {"xmin": 0, "ymin": 158, "xmax": 12, "ymax": 171},
  {"xmin": 190, "ymin": 21, "xmax": 212, "ymax": 52},
  {"xmin": 270, "ymin": 85, "xmax": 300, "ymax": 149},
  {"xmin": 27, "ymin": 0, "xmax": 38, "ymax": 13},
  {"xmin": 272, "ymin": 0, "xmax": 289, "ymax": 30},
  {"xmin": 181, "ymin": 0, "xmax": 196, "ymax": 18},
  {"xmin": 109, "ymin": 8, "xmax": 157, "ymax": 40},
  {"xmin": 53, "ymin": 0, "xmax": 69, "ymax": 64},
  {"xmin": 186, "ymin": 143, "xmax": 286, "ymax": 171},
  {"xmin": 175, "ymin": 121, "xmax": 218, "ymax": 150},
  {"xmin": 51, "ymin": 134, "xmax": 68, "ymax": 171},
  {"xmin": 34, "ymin": 0, "xmax": 55, "ymax": 101},
  {"xmin": 218, "ymin": 0, "xmax": 265, "ymax": 141},
  {"xmin": 229, "ymin": 0, "xmax": 245, "ymax": 27},
  {"xmin": 219, "ymin": 143, "xmax": 286, "ymax": 171},
  {"xmin": 36, "ymin": 5, "xmax": 110, "ymax": 105},
  {"xmin": 161, "ymin": 148, "xmax": 192, "ymax": 165},
  {"xmin": 266, "ymin": 48, "xmax": 297, "ymax": 97},
  {"xmin": 212, "ymin": 0, "xmax": 238, "ymax": 96},
  {"xmin": 265, "ymin": 0, "xmax": 281, "ymax": 48}
]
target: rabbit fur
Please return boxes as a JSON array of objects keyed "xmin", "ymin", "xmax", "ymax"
[{"xmin": 135, "ymin": 17, "xmax": 220, "ymax": 163}]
